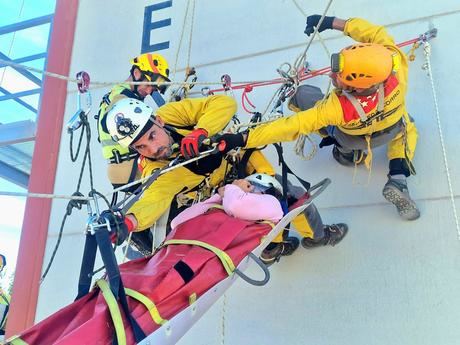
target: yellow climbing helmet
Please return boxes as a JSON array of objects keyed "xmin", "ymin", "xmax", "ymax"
[
  {"xmin": 130, "ymin": 53, "xmax": 171, "ymax": 82},
  {"xmin": 331, "ymin": 43, "xmax": 401, "ymax": 89}
]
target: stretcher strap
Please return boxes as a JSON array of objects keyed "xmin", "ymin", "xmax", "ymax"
[
  {"xmin": 163, "ymin": 239, "xmax": 235, "ymax": 275},
  {"xmin": 125, "ymin": 288, "xmax": 167, "ymax": 326},
  {"xmin": 189, "ymin": 293, "xmax": 197, "ymax": 305},
  {"xmin": 6, "ymin": 335, "xmax": 29, "ymax": 345},
  {"xmin": 97, "ymin": 279, "xmax": 126, "ymax": 345}
]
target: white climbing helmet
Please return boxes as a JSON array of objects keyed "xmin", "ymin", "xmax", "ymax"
[
  {"xmin": 245, "ymin": 173, "xmax": 283, "ymax": 194},
  {"xmin": 106, "ymin": 98, "xmax": 155, "ymax": 148}
]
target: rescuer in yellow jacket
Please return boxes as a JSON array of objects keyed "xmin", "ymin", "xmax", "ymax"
[
  {"xmin": 96, "ymin": 53, "xmax": 171, "ymax": 191},
  {"xmin": 216, "ymin": 15, "xmax": 420, "ymax": 222},
  {"xmin": 102, "ymin": 95, "xmax": 287, "ymax": 258},
  {"xmin": 102, "ymin": 95, "xmax": 347, "ymax": 264}
]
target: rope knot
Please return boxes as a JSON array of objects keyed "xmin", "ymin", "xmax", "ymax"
[{"xmin": 244, "ymin": 85, "xmax": 253, "ymax": 93}]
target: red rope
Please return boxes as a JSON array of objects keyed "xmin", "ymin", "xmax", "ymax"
[
  {"xmin": 241, "ymin": 85, "xmax": 257, "ymax": 114},
  {"xmin": 207, "ymin": 37, "xmax": 422, "ymax": 95}
]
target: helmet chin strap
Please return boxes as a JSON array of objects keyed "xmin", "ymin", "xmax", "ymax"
[{"xmin": 130, "ymin": 66, "xmax": 148, "ymax": 98}]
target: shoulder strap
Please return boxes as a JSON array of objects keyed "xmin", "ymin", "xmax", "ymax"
[{"xmin": 341, "ymin": 84, "xmax": 385, "ymax": 123}]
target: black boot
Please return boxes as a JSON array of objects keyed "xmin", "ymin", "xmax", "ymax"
[
  {"xmin": 301, "ymin": 223, "xmax": 348, "ymax": 249},
  {"xmin": 332, "ymin": 146, "xmax": 366, "ymax": 167},
  {"xmin": 260, "ymin": 237, "xmax": 300, "ymax": 265}
]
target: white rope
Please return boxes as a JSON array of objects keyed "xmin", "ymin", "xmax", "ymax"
[
  {"xmin": 187, "ymin": 0, "xmax": 196, "ymax": 68},
  {"xmin": 293, "ymin": 0, "xmax": 334, "ymax": 72},
  {"xmin": 172, "ymin": 0, "xmax": 192, "ymax": 80},
  {"xmin": 289, "ymin": 0, "xmax": 334, "ymax": 160},
  {"xmin": 0, "ymin": 191, "xmax": 91, "ymax": 201},
  {"xmin": 422, "ymin": 41, "xmax": 460, "ymax": 238},
  {"xmin": 0, "ymin": 57, "xmax": 294, "ymax": 89}
]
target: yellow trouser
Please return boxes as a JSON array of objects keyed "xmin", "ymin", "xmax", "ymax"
[{"xmin": 387, "ymin": 113, "xmax": 418, "ymax": 161}]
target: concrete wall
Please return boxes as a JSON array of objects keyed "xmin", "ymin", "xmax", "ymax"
[{"xmin": 37, "ymin": 0, "xmax": 460, "ymax": 344}]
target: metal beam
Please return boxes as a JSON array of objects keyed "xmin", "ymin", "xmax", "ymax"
[
  {"xmin": 0, "ymin": 160, "xmax": 29, "ymax": 188},
  {"xmin": 0, "ymin": 88, "xmax": 41, "ymax": 101},
  {"xmin": 0, "ymin": 14, "xmax": 53, "ymax": 36},
  {"xmin": 0, "ymin": 120, "xmax": 36, "ymax": 146},
  {"xmin": 0, "ymin": 52, "xmax": 42, "ymax": 86},
  {"xmin": 0, "ymin": 52, "xmax": 46, "ymax": 68},
  {"xmin": 0, "ymin": 86, "xmax": 37, "ymax": 113},
  {"xmin": 0, "ymin": 145, "xmax": 33, "ymax": 164}
]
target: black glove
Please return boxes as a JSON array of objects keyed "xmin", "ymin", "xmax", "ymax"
[
  {"xmin": 215, "ymin": 133, "xmax": 245, "ymax": 154},
  {"xmin": 99, "ymin": 210, "xmax": 129, "ymax": 245},
  {"xmin": 304, "ymin": 15, "xmax": 335, "ymax": 36},
  {"xmin": 318, "ymin": 136, "xmax": 340, "ymax": 148}
]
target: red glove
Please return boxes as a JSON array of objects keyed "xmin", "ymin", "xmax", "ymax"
[{"xmin": 180, "ymin": 128, "xmax": 208, "ymax": 159}]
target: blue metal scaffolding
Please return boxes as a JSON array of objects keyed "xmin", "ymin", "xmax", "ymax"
[{"xmin": 0, "ymin": 13, "xmax": 54, "ymax": 189}]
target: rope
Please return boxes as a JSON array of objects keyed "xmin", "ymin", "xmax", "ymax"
[
  {"xmin": 172, "ymin": 0, "xmax": 192, "ymax": 80},
  {"xmin": 41, "ymin": 113, "xmax": 109, "ymax": 281},
  {"xmin": 293, "ymin": 0, "xmax": 334, "ymax": 73},
  {"xmin": 0, "ymin": 191, "xmax": 91, "ymax": 201},
  {"xmin": 422, "ymin": 41, "xmax": 460, "ymax": 238},
  {"xmin": 187, "ymin": 0, "xmax": 196, "ymax": 68}
]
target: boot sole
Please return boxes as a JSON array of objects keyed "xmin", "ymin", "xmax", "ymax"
[{"xmin": 383, "ymin": 186, "xmax": 420, "ymax": 221}]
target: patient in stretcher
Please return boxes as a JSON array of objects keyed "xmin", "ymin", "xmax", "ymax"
[{"xmin": 171, "ymin": 173, "xmax": 284, "ymax": 230}]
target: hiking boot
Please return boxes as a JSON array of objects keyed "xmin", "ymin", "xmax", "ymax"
[
  {"xmin": 260, "ymin": 243, "xmax": 283, "ymax": 265},
  {"xmin": 382, "ymin": 177, "xmax": 420, "ymax": 220},
  {"xmin": 332, "ymin": 146, "xmax": 366, "ymax": 167},
  {"xmin": 281, "ymin": 236, "xmax": 300, "ymax": 256},
  {"xmin": 301, "ymin": 223, "xmax": 349, "ymax": 249},
  {"xmin": 260, "ymin": 237, "xmax": 300, "ymax": 265}
]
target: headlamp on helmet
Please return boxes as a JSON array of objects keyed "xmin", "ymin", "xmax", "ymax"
[{"xmin": 106, "ymin": 98, "xmax": 156, "ymax": 148}]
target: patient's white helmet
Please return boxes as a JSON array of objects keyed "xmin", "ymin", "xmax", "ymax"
[{"xmin": 245, "ymin": 173, "xmax": 283, "ymax": 194}]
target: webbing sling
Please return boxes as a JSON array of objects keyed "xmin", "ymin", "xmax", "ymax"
[
  {"xmin": 97, "ymin": 279, "xmax": 126, "ymax": 345},
  {"xmin": 6, "ymin": 335, "xmax": 29, "ymax": 345},
  {"xmin": 163, "ymin": 239, "xmax": 236, "ymax": 275},
  {"xmin": 273, "ymin": 143, "xmax": 311, "ymax": 239},
  {"xmin": 75, "ymin": 226, "xmax": 146, "ymax": 344},
  {"xmin": 125, "ymin": 288, "xmax": 167, "ymax": 326},
  {"xmin": 273, "ymin": 143, "xmax": 311, "ymax": 192}
]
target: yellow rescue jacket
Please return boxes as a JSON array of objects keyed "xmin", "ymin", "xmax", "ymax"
[
  {"xmin": 246, "ymin": 18, "xmax": 409, "ymax": 148},
  {"xmin": 127, "ymin": 95, "xmax": 277, "ymax": 231},
  {"xmin": 97, "ymin": 83, "xmax": 141, "ymax": 160}
]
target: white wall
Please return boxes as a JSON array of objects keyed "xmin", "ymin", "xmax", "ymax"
[{"xmin": 37, "ymin": 1, "xmax": 460, "ymax": 344}]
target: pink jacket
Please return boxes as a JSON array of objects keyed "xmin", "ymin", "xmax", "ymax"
[{"xmin": 171, "ymin": 184, "xmax": 283, "ymax": 230}]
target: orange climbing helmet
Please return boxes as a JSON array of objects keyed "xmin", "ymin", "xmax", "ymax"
[
  {"xmin": 331, "ymin": 43, "xmax": 401, "ymax": 89},
  {"xmin": 130, "ymin": 53, "xmax": 171, "ymax": 82}
]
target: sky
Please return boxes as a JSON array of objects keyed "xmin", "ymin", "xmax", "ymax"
[{"xmin": 0, "ymin": 0, "xmax": 56, "ymax": 290}]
